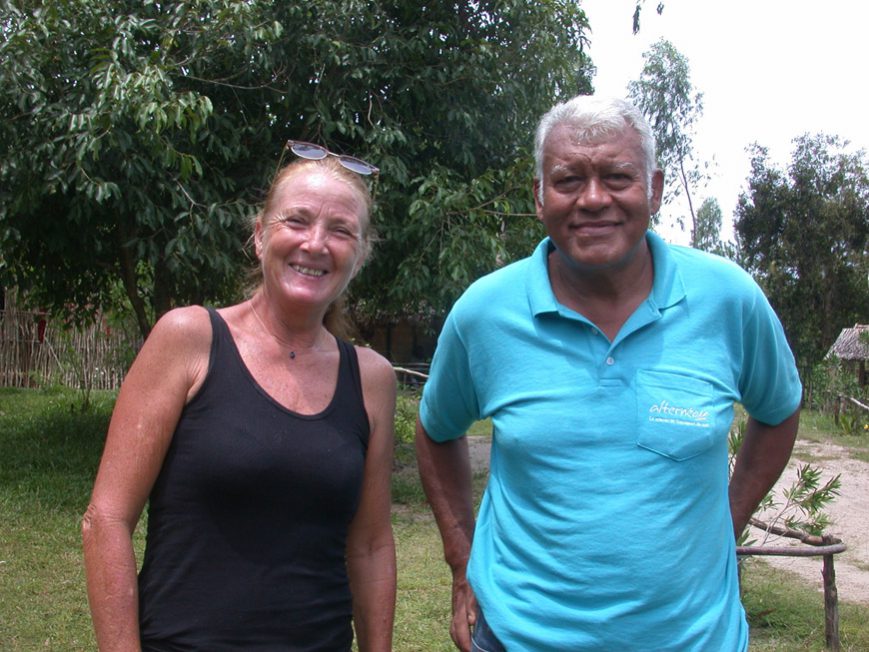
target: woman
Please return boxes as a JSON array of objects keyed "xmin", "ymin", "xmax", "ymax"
[{"xmin": 82, "ymin": 148, "xmax": 396, "ymax": 651}]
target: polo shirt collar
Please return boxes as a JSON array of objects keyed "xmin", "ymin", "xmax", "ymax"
[
  {"xmin": 527, "ymin": 238, "xmax": 562, "ymax": 317},
  {"xmin": 526, "ymin": 231, "xmax": 686, "ymax": 318},
  {"xmin": 646, "ymin": 230, "xmax": 686, "ymax": 311}
]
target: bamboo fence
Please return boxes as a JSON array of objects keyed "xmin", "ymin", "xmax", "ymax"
[{"xmin": 0, "ymin": 309, "xmax": 138, "ymax": 391}]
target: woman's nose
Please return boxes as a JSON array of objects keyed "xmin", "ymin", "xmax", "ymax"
[{"xmin": 301, "ymin": 223, "xmax": 328, "ymax": 250}]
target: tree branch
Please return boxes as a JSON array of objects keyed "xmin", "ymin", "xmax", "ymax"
[{"xmin": 749, "ymin": 516, "xmax": 842, "ymax": 547}]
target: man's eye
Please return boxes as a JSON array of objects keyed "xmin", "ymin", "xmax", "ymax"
[{"xmin": 606, "ymin": 174, "xmax": 632, "ymax": 186}]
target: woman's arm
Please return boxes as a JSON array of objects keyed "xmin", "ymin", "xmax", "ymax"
[
  {"xmin": 346, "ymin": 348, "xmax": 397, "ymax": 652},
  {"xmin": 82, "ymin": 306, "xmax": 211, "ymax": 651}
]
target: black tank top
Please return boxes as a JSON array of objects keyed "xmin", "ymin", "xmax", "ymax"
[{"xmin": 138, "ymin": 308, "xmax": 370, "ymax": 651}]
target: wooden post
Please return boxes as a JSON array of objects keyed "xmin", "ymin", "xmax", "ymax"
[
  {"xmin": 822, "ymin": 550, "xmax": 840, "ymax": 651},
  {"xmin": 737, "ymin": 541, "xmax": 846, "ymax": 651}
]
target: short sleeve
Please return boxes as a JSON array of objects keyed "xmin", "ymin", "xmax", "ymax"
[
  {"xmin": 419, "ymin": 309, "xmax": 481, "ymax": 442},
  {"xmin": 738, "ymin": 283, "xmax": 803, "ymax": 425}
]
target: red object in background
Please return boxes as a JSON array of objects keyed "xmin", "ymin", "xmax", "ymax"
[{"xmin": 37, "ymin": 318, "xmax": 47, "ymax": 343}]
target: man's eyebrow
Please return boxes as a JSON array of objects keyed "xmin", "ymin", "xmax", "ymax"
[
  {"xmin": 609, "ymin": 161, "xmax": 640, "ymax": 172},
  {"xmin": 549, "ymin": 163, "xmax": 574, "ymax": 176}
]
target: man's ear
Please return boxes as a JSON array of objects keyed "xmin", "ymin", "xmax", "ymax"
[
  {"xmin": 649, "ymin": 169, "xmax": 665, "ymax": 215},
  {"xmin": 533, "ymin": 178, "xmax": 545, "ymax": 222}
]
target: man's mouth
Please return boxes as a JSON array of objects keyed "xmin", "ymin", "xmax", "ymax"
[{"xmin": 573, "ymin": 221, "xmax": 618, "ymax": 233}]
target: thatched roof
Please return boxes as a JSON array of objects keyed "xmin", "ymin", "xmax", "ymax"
[{"xmin": 826, "ymin": 324, "xmax": 869, "ymax": 361}]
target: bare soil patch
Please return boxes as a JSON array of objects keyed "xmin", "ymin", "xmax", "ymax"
[{"xmin": 749, "ymin": 440, "xmax": 869, "ymax": 605}]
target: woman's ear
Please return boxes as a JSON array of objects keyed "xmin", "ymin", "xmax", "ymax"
[
  {"xmin": 351, "ymin": 257, "xmax": 365, "ymax": 279},
  {"xmin": 350, "ymin": 238, "xmax": 372, "ymax": 279},
  {"xmin": 254, "ymin": 216, "xmax": 265, "ymax": 259}
]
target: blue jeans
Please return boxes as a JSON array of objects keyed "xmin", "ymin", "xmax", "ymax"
[{"xmin": 472, "ymin": 606, "xmax": 507, "ymax": 652}]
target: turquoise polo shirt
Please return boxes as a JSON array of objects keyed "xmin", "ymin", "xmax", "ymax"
[{"xmin": 420, "ymin": 232, "xmax": 802, "ymax": 652}]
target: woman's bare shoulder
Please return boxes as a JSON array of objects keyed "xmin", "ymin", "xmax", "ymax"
[
  {"xmin": 150, "ymin": 305, "xmax": 212, "ymax": 341},
  {"xmin": 354, "ymin": 346, "xmax": 395, "ymax": 383},
  {"xmin": 354, "ymin": 345, "xmax": 397, "ymax": 409},
  {"xmin": 134, "ymin": 306, "xmax": 214, "ymax": 392}
]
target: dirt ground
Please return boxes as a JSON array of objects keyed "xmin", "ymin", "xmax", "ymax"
[
  {"xmin": 749, "ymin": 440, "xmax": 869, "ymax": 605},
  {"xmin": 466, "ymin": 436, "xmax": 869, "ymax": 605}
]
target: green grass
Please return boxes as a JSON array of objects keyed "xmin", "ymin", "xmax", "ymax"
[
  {"xmin": 797, "ymin": 410, "xmax": 869, "ymax": 463},
  {"xmin": 2, "ymin": 387, "xmax": 868, "ymax": 650},
  {"xmin": 743, "ymin": 559, "xmax": 869, "ymax": 651},
  {"xmin": 0, "ymin": 387, "xmax": 112, "ymax": 650}
]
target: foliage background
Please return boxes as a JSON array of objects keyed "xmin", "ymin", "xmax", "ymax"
[
  {"xmin": 734, "ymin": 136, "xmax": 869, "ymax": 375},
  {"xmin": 1, "ymin": 0, "xmax": 592, "ymax": 339}
]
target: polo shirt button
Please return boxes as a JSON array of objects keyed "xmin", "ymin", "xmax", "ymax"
[{"xmin": 606, "ymin": 356, "xmax": 615, "ymax": 365}]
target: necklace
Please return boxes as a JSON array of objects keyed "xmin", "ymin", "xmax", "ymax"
[{"xmin": 249, "ymin": 299, "xmax": 319, "ymax": 360}]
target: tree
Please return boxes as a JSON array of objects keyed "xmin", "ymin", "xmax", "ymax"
[
  {"xmin": 693, "ymin": 197, "xmax": 722, "ymax": 252},
  {"xmin": 1, "ymin": 0, "xmax": 592, "ymax": 339},
  {"xmin": 627, "ymin": 38, "xmax": 707, "ymax": 236},
  {"xmin": 692, "ymin": 196, "xmax": 724, "ymax": 252},
  {"xmin": 1, "ymin": 1, "xmax": 284, "ymax": 337},
  {"xmin": 734, "ymin": 135, "xmax": 869, "ymax": 373},
  {"xmin": 693, "ymin": 196, "xmax": 736, "ymax": 258}
]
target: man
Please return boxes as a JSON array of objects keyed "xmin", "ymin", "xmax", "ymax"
[{"xmin": 415, "ymin": 95, "xmax": 801, "ymax": 652}]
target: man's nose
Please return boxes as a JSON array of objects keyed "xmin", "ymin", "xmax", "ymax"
[{"xmin": 577, "ymin": 177, "xmax": 610, "ymax": 210}]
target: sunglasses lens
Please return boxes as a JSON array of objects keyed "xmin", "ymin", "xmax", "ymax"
[
  {"xmin": 286, "ymin": 140, "xmax": 378, "ymax": 176},
  {"xmin": 290, "ymin": 143, "xmax": 328, "ymax": 160},
  {"xmin": 337, "ymin": 156, "xmax": 378, "ymax": 176}
]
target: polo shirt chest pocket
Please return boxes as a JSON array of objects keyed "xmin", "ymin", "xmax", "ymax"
[{"xmin": 635, "ymin": 370, "xmax": 717, "ymax": 461}]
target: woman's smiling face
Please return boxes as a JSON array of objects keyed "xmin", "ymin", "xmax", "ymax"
[{"xmin": 256, "ymin": 167, "xmax": 368, "ymax": 311}]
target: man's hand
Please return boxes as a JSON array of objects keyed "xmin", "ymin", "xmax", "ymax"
[{"xmin": 449, "ymin": 569, "xmax": 477, "ymax": 652}]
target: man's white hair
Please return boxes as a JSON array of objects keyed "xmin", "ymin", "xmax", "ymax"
[{"xmin": 534, "ymin": 95, "xmax": 657, "ymax": 203}]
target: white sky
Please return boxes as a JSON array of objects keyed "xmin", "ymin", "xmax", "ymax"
[{"xmin": 580, "ymin": 0, "xmax": 869, "ymax": 244}]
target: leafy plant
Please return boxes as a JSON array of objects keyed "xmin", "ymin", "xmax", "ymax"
[
  {"xmin": 762, "ymin": 463, "xmax": 841, "ymax": 540},
  {"xmin": 810, "ymin": 358, "xmax": 868, "ymax": 437},
  {"xmin": 729, "ymin": 414, "xmax": 841, "ymax": 544},
  {"xmin": 394, "ymin": 388, "xmax": 421, "ymax": 445}
]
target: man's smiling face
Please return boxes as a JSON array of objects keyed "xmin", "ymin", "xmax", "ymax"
[{"xmin": 534, "ymin": 122, "xmax": 663, "ymax": 275}]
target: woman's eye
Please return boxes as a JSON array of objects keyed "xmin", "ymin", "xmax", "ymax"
[{"xmin": 280, "ymin": 215, "xmax": 305, "ymax": 227}]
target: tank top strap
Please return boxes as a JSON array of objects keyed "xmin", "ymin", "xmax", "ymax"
[
  {"xmin": 335, "ymin": 338, "xmax": 369, "ymax": 449},
  {"xmin": 203, "ymin": 306, "xmax": 231, "ymax": 374},
  {"xmin": 336, "ymin": 339, "xmax": 363, "ymax": 399}
]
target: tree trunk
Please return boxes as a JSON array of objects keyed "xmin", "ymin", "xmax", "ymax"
[
  {"xmin": 679, "ymin": 157, "xmax": 697, "ymax": 244},
  {"xmin": 116, "ymin": 220, "xmax": 152, "ymax": 340}
]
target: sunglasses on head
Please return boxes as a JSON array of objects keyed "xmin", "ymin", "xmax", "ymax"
[{"xmin": 285, "ymin": 140, "xmax": 379, "ymax": 176}]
